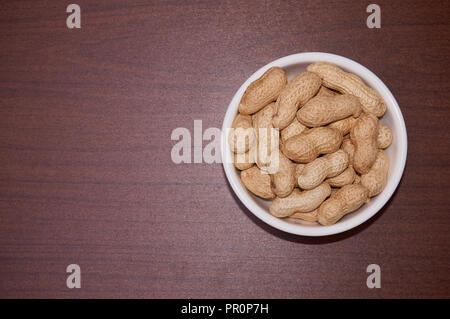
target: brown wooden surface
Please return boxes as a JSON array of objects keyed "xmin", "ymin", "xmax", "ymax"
[{"xmin": 0, "ymin": 0, "xmax": 449, "ymax": 298}]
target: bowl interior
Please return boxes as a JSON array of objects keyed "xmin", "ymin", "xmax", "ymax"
[{"xmin": 222, "ymin": 53, "xmax": 407, "ymax": 236}]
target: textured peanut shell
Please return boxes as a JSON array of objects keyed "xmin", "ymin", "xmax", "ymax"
[
  {"xmin": 343, "ymin": 123, "xmax": 392, "ymax": 153},
  {"xmin": 280, "ymin": 118, "xmax": 308, "ymax": 142},
  {"xmin": 297, "ymin": 150, "xmax": 349, "ymax": 190},
  {"xmin": 253, "ymin": 102, "xmax": 276, "ymax": 133},
  {"xmin": 289, "ymin": 209, "xmax": 318, "ymax": 222},
  {"xmin": 351, "ymin": 113, "xmax": 379, "ymax": 174},
  {"xmin": 326, "ymin": 165, "xmax": 356, "ymax": 187},
  {"xmin": 272, "ymin": 72, "xmax": 321, "ymax": 129},
  {"xmin": 239, "ymin": 67, "xmax": 287, "ymax": 115},
  {"xmin": 328, "ymin": 116, "xmax": 358, "ymax": 135},
  {"xmin": 228, "ymin": 114, "xmax": 255, "ymax": 154},
  {"xmin": 294, "ymin": 163, "xmax": 305, "ymax": 187},
  {"xmin": 316, "ymin": 86, "xmax": 338, "ymax": 97},
  {"xmin": 353, "ymin": 174, "xmax": 361, "ymax": 185},
  {"xmin": 318, "ymin": 184, "xmax": 369, "ymax": 226},
  {"xmin": 361, "ymin": 150, "xmax": 389, "ymax": 197},
  {"xmin": 234, "ymin": 147, "xmax": 256, "ymax": 170},
  {"xmin": 330, "ymin": 188, "xmax": 339, "ymax": 197},
  {"xmin": 297, "ymin": 94, "xmax": 362, "ymax": 127},
  {"xmin": 241, "ymin": 166, "xmax": 275, "ymax": 199},
  {"xmin": 377, "ymin": 124, "xmax": 393, "ymax": 149},
  {"xmin": 281, "ymin": 127, "xmax": 342, "ymax": 163},
  {"xmin": 270, "ymin": 152, "xmax": 296, "ymax": 198},
  {"xmin": 341, "ymin": 138, "xmax": 355, "ymax": 166},
  {"xmin": 252, "ymin": 103, "xmax": 279, "ymax": 170},
  {"xmin": 270, "ymin": 183, "xmax": 331, "ymax": 217},
  {"xmin": 307, "ymin": 62, "xmax": 386, "ymax": 117}
]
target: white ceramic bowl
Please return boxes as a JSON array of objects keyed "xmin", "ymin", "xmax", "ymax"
[{"xmin": 221, "ymin": 52, "xmax": 407, "ymax": 237}]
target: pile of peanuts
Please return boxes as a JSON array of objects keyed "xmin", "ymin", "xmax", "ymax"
[{"xmin": 229, "ymin": 62, "xmax": 392, "ymax": 226}]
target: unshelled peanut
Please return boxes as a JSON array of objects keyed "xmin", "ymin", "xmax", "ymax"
[
  {"xmin": 289, "ymin": 209, "xmax": 318, "ymax": 222},
  {"xmin": 270, "ymin": 183, "xmax": 331, "ymax": 217},
  {"xmin": 377, "ymin": 123, "xmax": 393, "ymax": 149},
  {"xmin": 252, "ymin": 102, "xmax": 279, "ymax": 170},
  {"xmin": 328, "ymin": 116, "xmax": 358, "ymax": 135},
  {"xmin": 297, "ymin": 150, "xmax": 349, "ymax": 190},
  {"xmin": 361, "ymin": 150, "xmax": 389, "ymax": 197},
  {"xmin": 297, "ymin": 94, "xmax": 362, "ymax": 127},
  {"xmin": 272, "ymin": 71, "xmax": 321, "ymax": 129},
  {"xmin": 234, "ymin": 147, "xmax": 256, "ymax": 170},
  {"xmin": 270, "ymin": 152, "xmax": 296, "ymax": 198},
  {"xmin": 281, "ymin": 127, "xmax": 342, "ymax": 163},
  {"xmin": 228, "ymin": 114, "xmax": 255, "ymax": 154},
  {"xmin": 280, "ymin": 118, "xmax": 308, "ymax": 143},
  {"xmin": 326, "ymin": 165, "xmax": 356, "ymax": 187},
  {"xmin": 342, "ymin": 123, "xmax": 392, "ymax": 162},
  {"xmin": 318, "ymin": 184, "xmax": 369, "ymax": 225},
  {"xmin": 241, "ymin": 166, "xmax": 275, "ymax": 199},
  {"xmin": 239, "ymin": 67, "xmax": 287, "ymax": 115},
  {"xmin": 307, "ymin": 62, "xmax": 386, "ymax": 117},
  {"xmin": 351, "ymin": 113, "xmax": 379, "ymax": 174}
]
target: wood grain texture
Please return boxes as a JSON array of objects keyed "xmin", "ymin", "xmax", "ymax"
[{"xmin": 0, "ymin": 0, "xmax": 449, "ymax": 298}]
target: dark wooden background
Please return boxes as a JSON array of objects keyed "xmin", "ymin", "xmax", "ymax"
[{"xmin": 0, "ymin": 0, "xmax": 449, "ymax": 298}]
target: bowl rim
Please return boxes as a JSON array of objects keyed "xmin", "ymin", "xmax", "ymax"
[{"xmin": 221, "ymin": 52, "xmax": 408, "ymax": 237}]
